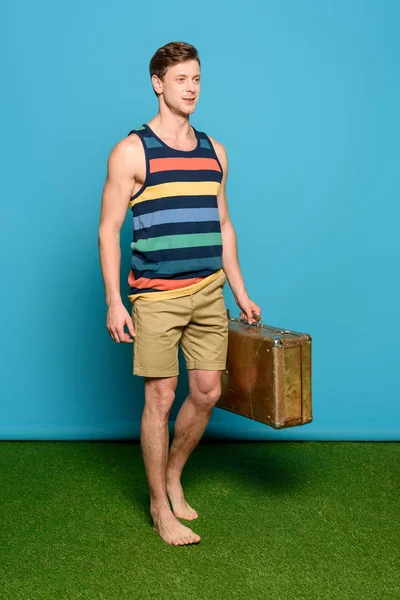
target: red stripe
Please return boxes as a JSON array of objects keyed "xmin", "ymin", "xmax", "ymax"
[
  {"xmin": 128, "ymin": 271, "xmax": 205, "ymax": 291},
  {"xmin": 149, "ymin": 157, "xmax": 221, "ymax": 174}
]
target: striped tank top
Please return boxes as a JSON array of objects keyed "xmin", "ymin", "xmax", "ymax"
[{"xmin": 126, "ymin": 123, "xmax": 225, "ymax": 304}]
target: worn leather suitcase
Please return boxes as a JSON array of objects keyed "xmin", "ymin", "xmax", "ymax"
[{"xmin": 217, "ymin": 310, "xmax": 313, "ymax": 429}]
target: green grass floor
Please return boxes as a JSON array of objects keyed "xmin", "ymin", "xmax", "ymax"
[{"xmin": 1, "ymin": 441, "xmax": 399, "ymax": 600}]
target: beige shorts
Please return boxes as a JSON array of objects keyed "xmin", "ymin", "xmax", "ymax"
[{"xmin": 131, "ymin": 270, "xmax": 228, "ymax": 377}]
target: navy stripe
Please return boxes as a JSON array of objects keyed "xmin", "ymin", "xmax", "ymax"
[
  {"xmin": 132, "ymin": 246, "xmax": 222, "ymax": 267},
  {"xmin": 132, "ymin": 195, "xmax": 218, "ymax": 216},
  {"xmin": 133, "ymin": 244, "xmax": 222, "ymax": 264},
  {"xmin": 134, "ymin": 220, "xmax": 221, "ymax": 241},
  {"xmin": 140, "ymin": 145, "xmax": 218, "ymax": 160},
  {"xmin": 130, "ymin": 287, "xmax": 168, "ymax": 294},
  {"xmin": 131, "ymin": 257, "xmax": 223, "ymax": 279},
  {"xmin": 149, "ymin": 169, "xmax": 221, "ymax": 186}
]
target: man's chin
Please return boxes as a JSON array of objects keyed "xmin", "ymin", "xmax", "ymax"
[{"xmin": 177, "ymin": 106, "xmax": 196, "ymax": 116}]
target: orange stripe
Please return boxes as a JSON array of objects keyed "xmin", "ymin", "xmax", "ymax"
[
  {"xmin": 128, "ymin": 272, "xmax": 205, "ymax": 291},
  {"xmin": 149, "ymin": 157, "xmax": 221, "ymax": 174}
]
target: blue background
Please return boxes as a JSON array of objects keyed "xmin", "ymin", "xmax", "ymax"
[{"xmin": 2, "ymin": 0, "xmax": 399, "ymax": 440}]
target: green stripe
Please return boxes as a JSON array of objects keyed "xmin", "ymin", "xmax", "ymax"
[{"xmin": 131, "ymin": 232, "xmax": 222, "ymax": 252}]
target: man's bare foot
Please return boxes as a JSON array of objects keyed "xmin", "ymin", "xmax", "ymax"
[
  {"xmin": 166, "ymin": 477, "xmax": 199, "ymax": 520},
  {"xmin": 151, "ymin": 509, "xmax": 201, "ymax": 545}
]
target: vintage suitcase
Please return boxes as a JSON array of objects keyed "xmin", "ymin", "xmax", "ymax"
[{"xmin": 217, "ymin": 310, "xmax": 313, "ymax": 429}]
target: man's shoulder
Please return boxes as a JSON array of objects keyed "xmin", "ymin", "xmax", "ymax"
[
  {"xmin": 106, "ymin": 130, "xmax": 145, "ymax": 179},
  {"xmin": 122, "ymin": 128, "xmax": 145, "ymax": 149},
  {"xmin": 110, "ymin": 130, "xmax": 144, "ymax": 160},
  {"xmin": 204, "ymin": 133, "xmax": 227, "ymax": 165},
  {"xmin": 203, "ymin": 132, "xmax": 226, "ymax": 153}
]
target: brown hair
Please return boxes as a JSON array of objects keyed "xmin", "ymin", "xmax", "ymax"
[{"xmin": 149, "ymin": 41, "xmax": 201, "ymax": 97}]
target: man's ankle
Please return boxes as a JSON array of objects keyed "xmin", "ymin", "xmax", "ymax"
[
  {"xmin": 166, "ymin": 467, "xmax": 181, "ymax": 482},
  {"xmin": 150, "ymin": 501, "xmax": 172, "ymax": 517}
]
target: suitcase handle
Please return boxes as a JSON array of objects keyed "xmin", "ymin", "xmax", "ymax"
[
  {"xmin": 226, "ymin": 309, "xmax": 306, "ymax": 338},
  {"xmin": 239, "ymin": 313, "xmax": 263, "ymax": 328},
  {"xmin": 227, "ymin": 309, "xmax": 263, "ymax": 327}
]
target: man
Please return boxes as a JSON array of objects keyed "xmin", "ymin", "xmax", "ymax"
[{"xmin": 98, "ymin": 41, "xmax": 261, "ymax": 546}]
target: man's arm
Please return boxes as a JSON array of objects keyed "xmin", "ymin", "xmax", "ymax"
[
  {"xmin": 98, "ymin": 137, "xmax": 139, "ymax": 342},
  {"xmin": 209, "ymin": 136, "xmax": 261, "ymax": 324}
]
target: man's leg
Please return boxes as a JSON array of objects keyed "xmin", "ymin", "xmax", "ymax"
[
  {"xmin": 141, "ymin": 375, "xmax": 201, "ymax": 545},
  {"xmin": 166, "ymin": 368, "xmax": 223, "ymax": 519},
  {"xmin": 165, "ymin": 271, "xmax": 228, "ymax": 519},
  {"xmin": 132, "ymin": 295, "xmax": 201, "ymax": 545}
]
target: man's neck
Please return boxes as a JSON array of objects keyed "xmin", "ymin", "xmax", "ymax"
[{"xmin": 149, "ymin": 113, "xmax": 193, "ymax": 142}]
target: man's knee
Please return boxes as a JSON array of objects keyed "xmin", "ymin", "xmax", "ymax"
[
  {"xmin": 144, "ymin": 376, "xmax": 178, "ymax": 417},
  {"xmin": 189, "ymin": 372, "xmax": 222, "ymax": 409}
]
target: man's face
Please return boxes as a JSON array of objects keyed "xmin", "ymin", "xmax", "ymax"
[{"xmin": 155, "ymin": 60, "xmax": 200, "ymax": 115}]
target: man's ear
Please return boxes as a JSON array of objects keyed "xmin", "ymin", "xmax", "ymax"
[{"xmin": 152, "ymin": 74, "xmax": 162, "ymax": 95}]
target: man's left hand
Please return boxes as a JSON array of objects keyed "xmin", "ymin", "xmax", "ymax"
[{"xmin": 235, "ymin": 293, "xmax": 262, "ymax": 325}]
